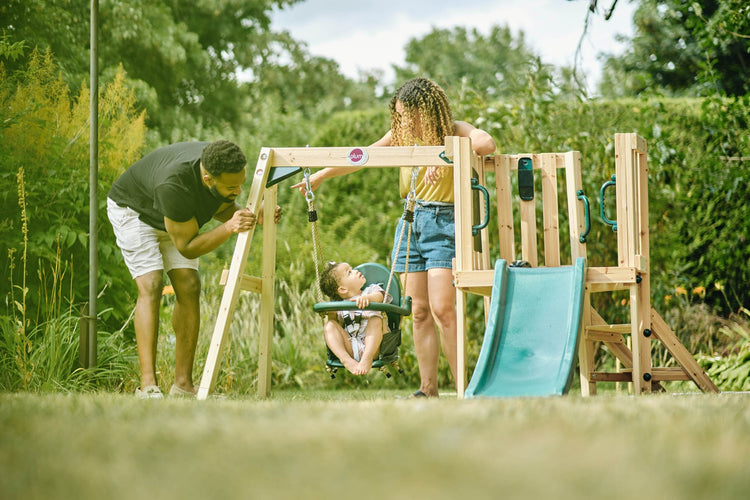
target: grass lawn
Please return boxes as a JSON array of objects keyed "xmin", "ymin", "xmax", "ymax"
[{"xmin": 1, "ymin": 390, "xmax": 748, "ymax": 500}]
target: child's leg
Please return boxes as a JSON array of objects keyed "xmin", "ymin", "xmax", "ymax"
[
  {"xmin": 323, "ymin": 320, "xmax": 360, "ymax": 374},
  {"xmin": 354, "ymin": 317, "xmax": 385, "ymax": 375}
]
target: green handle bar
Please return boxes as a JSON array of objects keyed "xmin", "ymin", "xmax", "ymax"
[
  {"xmin": 471, "ymin": 178, "xmax": 490, "ymax": 236},
  {"xmin": 576, "ymin": 190, "xmax": 591, "ymax": 243},
  {"xmin": 313, "ymin": 296, "xmax": 413, "ymax": 317},
  {"xmin": 599, "ymin": 175, "xmax": 617, "ymax": 232}
]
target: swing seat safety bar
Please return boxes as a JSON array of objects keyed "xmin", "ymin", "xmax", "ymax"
[{"xmin": 313, "ymin": 297, "xmax": 412, "ymax": 317}]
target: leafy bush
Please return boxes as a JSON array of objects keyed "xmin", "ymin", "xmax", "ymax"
[{"xmin": 0, "ymin": 48, "xmax": 147, "ymax": 332}]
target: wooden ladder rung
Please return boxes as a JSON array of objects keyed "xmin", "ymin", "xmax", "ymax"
[
  {"xmin": 219, "ymin": 269, "xmax": 262, "ymax": 293},
  {"xmin": 651, "ymin": 366, "xmax": 691, "ymax": 381},
  {"xmin": 589, "ymin": 371, "xmax": 632, "ymax": 382},
  {"xmin": 586, "ymin": 324, "xmax": 631, "ymax": 342},
  {"xmin": 586, "ymin": 266, "xmax": 639, "ymax": 292}
]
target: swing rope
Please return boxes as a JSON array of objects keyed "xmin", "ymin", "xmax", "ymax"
[
  {"xmin": 304, "ymin": 166, "xmax": 417, "ymax": 308},
  {"xmin": 384, "ymin": 166, "xmax": 418, "ymax": 303},
  {"xmin": 304, "ymin": 169, "xmax": 325, "ymax": 304}
]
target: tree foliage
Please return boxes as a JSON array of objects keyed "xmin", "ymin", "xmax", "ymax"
[
  {"xmin": 0, "ymin": 0, "xmax": 377, "ymax": 142},
  {"xmin": 599, "ymin": 0, "xmax": 750, "ymax": 97},
  {"xmin": 0, "ymin": 48, "xmax": 146, "ymax": 330},
  {"xmin": 393, "ymin": 25, "xmax": 584, "ymax": 101}
]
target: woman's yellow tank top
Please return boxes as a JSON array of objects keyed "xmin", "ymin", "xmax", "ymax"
[{"xmin": 399, "ymin": 166, "xmax": 453, "ymax": 202}]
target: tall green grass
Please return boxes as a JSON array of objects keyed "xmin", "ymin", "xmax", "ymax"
[{"xmin": 0, "ymin": 170, "xmax": 137, "ymax": 392}]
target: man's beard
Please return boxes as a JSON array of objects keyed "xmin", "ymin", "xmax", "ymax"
[{"xmin": 209, "ymin": 184, "xmax": 237, "ymax": 203}]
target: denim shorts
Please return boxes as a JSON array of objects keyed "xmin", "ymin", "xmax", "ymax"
[
  {"xmin": 390, "ymin": 201, "xmax": 455, "ymax": 272},
  {"xmin": 107, "ymin": 197, "xmax": 198, "ymax": 279}
]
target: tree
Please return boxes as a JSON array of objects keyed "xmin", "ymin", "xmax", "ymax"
[
  {"xmin": 0, "ymin": 0, "xmax": 376, "ymax": 141},
  {"xmin": 0, "ymin": 48, "xmax": 147, "ymax": 329},
  {"xmin": 599, "ymin": 0, "xmax": 750, "ymax": 97},
  {"xmin": 392, "ymin": 24, "xmax": 587, "ymax": 106},
  {"xmin": 394, "ymin": 25, "xmax": 555, "ymax": 98}
]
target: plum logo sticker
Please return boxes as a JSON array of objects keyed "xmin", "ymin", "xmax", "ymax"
[{"xmin": 347, "ymin": 147, "xmax": 368, "ymax": 166}]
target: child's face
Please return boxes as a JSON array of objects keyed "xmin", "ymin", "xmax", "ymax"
[{"xmin": 335, "ymin": 263, "xmax": 366, "ymax": 297}]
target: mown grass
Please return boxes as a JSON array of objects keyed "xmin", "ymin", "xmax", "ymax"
[{"xmin": 1, "ymin": 391, "xmax": 748, "ymax": 500}]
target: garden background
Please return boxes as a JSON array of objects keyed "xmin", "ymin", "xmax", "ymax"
[{"xmin": 1, "ymin": 0, "xmax": 748, "ymax": 395}]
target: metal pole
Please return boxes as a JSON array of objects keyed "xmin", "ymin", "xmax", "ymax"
[{"xmin": 87, "ymin": 0, "xmax": 99, "ymax": 367}]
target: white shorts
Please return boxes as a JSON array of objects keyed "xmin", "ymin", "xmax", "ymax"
[{"xmin": 107, "ymin": 197, "xmax": 198, "ymax": 279}]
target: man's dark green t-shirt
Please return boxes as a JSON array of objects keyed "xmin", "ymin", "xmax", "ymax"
[{"xmin": 108, "ymin": 142, "xmax": 224, "ymax": 232}]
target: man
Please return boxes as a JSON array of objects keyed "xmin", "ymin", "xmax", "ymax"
[{"xmin": 107, "ymin": 140, "xmax": 281, "ymax": 399}]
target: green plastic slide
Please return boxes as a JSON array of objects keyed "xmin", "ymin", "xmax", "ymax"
[{"xmin": 465, "ymin": 258, "xmax": 587, "ymax": 398}]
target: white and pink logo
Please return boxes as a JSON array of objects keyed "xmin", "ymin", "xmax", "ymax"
[{"xmin": 347, "ymin": 147, "xmax": 368, "ymax": 166}]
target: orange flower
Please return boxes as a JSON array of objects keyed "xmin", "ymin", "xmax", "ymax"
[
  {"xmin": 692, "ymin": 286, "xmax": 706, "ymax": 297},
  {"xmin": 162, "ymin": 285, "xmax": 175, "ymax": 295},
  {"xmin": 675, "ymin": 286, "xmax": 687, "ymax": 296}
]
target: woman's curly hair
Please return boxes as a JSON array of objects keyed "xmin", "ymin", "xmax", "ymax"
[{"xmin": 389, "ymin": 77, "xmax": 455, "ymax": 147}]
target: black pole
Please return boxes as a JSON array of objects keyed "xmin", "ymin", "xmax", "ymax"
[{"xmin": 87, "ymin": 0, "xmax": 99, "ymax": 367}]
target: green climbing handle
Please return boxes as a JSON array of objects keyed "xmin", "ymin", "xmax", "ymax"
[
  {"xmin": 600, "ymin": 175, "xmax": 617, "ymax": 232},
  {"xmin": 576, "ymin": 190, "xmax": 591, "ymax": 243},
  {"xmin": 471, "ymin": 178, "xmax": 490, "ymax": 236}
]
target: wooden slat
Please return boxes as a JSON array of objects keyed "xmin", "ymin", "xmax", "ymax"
[
  {"xmin": 519, "ymin": 198, "xmax": 538, "ymax": 266},
  {"xmin": 494, "ymin": 155, "xmax": 515, "ymax": 262},
  {"xmin": 541, "ymin": 154, "xmax": 560, "ymax": 267}
]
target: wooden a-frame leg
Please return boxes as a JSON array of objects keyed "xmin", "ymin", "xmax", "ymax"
[
  {"xmin": 197, "ymin": 150, "xmax": 273, "ymax": 400},
  {"xmin": 650, "ymin": 309, "xmax": 720, "ymax": 393}
]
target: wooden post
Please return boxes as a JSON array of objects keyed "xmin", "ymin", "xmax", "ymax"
[
  {"xmin": 614, "ymin": 133, "xmax": 652, "ymax": 394},
  {"xmin": 257, "ymin": 185, "xmax": 277, "ymax": 398},
  {"xmin": 451, "ymin": 136, "xmax": 472, "ymax": 398}
]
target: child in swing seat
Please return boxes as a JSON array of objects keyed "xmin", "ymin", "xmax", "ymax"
[{"xmin": 319, "ymin": 262, "xmax": 393, "ymax": 375}]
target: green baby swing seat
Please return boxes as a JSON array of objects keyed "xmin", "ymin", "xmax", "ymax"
[{"xmin": 312, "ymin": 262, "xmax": 412, "ymax": 377}]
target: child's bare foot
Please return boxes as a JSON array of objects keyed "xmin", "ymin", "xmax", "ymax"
[
  {"xmin": 354, "ymin": 361, "xmax": 372, "ymax": 375},
  {"xmin": 343, "ymin": 358, "xmax": 359, "ymax": 374}
]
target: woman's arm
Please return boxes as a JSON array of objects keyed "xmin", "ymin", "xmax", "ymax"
[
  {"xmin": 290, "ymin": 131, "xmax": 393, "ymax": 194},
  {"xmin": 454, "ymin": 120, "xmax": 496, "ymax": 156}
]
